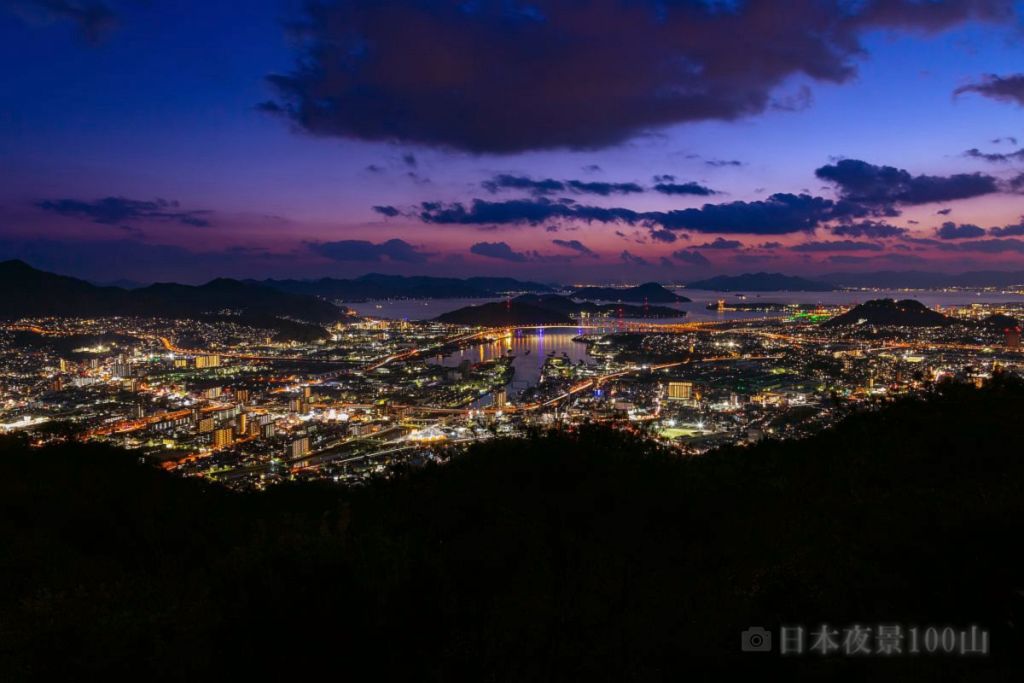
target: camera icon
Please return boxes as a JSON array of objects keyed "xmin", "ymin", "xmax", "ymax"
[{"xmin": 741, "ymin": 627, "xmax": 772, "ymax": 652}]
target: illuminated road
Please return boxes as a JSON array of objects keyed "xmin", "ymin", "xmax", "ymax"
[{"xmin": 524, "ymin": 354, "xmax": 778, "ymax": 411}]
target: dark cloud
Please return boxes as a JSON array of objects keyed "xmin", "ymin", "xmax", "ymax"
[
  {"xmin": 565, "ymin": 180, "xmax": 643, "ymax": 196},
  {"xmin": 263, "ymin": 1, "xmax": 1014, "ymax": 153},
  {"xmin": 653, "ymin": 182, "xmax": 718, "ymax": 196},
  {"xmin": 36, "ymin": 196, "xmax": 211, "ymax": 228},
  {"xmin": 482, "ymin": 174, "xmax": 643, "ymax": 196},
  {"xmin": 955, "ymin": 73, "xmax": 1024, "ymax": 106},
  {"xmin": 688, "ymin": 154, "xmax": 745, "ymax": 167},
  {"xmin": 935, "ymin": 221, "xmax": 986, "ymax": 239},
  {"xmin": 650, "ymin": 229, "xmax": 677, "ymax": 243},
  {"xmin": 401, "ymin": 153, "xmax": 417, "ymax": 168},
  {"xmin": 989, "ymin": 221, "xmax": 1024, "ymax": 237},
  {"xmin": 670, "ymin": 249, "xmax": 711, "ymax": 266},
  {"xmin": 757, "ymin": 241, "xmax": 783, "ymax": 249},
  {"xmin": 831, "ymin": 221, "xmax": 908, "ymax": 238},
  {"xmin": 582, "ymin": 164, "xmax": 603, "ymax": 173},
  {"xmin": 308, "ymin": 238, "xmax": 431, "ymax": 263},
  {"xmin": 992, "ymin": 136, "xmax": 1018, "ymax": 145},
  {"xmin": 937, "ymin": 208, "xmax": 953, "ymax": 215},
  {"xmin": 416, "ymin": 191, "xmax": 877, "ymax": 236},
  {"xmin": 6, "ymin": 0, "xmax": 118, "ymax": 43},
  {"xmin": 954, "ymin": 238, "xmax": 1024, "ymax": 253},
  {"xmin": 372, "ymin": 205, "xmax": 400, "ymax": 217},
  {"xmin": 815, "ymin": 159, "xmax": 1000, "ymax": 206},
  {"xmin": 791, "ymin": 240, "xmax": 884, "ymax": 252},
  {"xmin": 692, "ymin": 238, "xmax": 742, "ymax": 249},
  {"xmin": 620, "ymin": 251, "xmax": 651, "ymax": 267},
  {"xmin": 651, "ymin": 193, "xmax": 868, "ymax": 234},
  {"xmin": 418, "ymin": 198, "xmax": 642, "ymax": 227},
  {"xmin": 551, "ymin": 239, "xmax": 597, "ymax": 258},
  {"xmin": 964, "ymin": 147, "xmax": 1024, "ymax": 162},
  {"xmin": 469, "ymin": 241, "xmax": 529, "ymax": 262}
]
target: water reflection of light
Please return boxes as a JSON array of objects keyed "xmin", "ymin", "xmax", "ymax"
[{"xmin": 438, "ymin": 328, "xmax": 593, "ymax": 397}]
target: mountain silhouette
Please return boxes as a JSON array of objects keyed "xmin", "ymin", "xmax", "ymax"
[
  {"xmin": 570, "ymin": 282, "xmax": 690, "ymax": 302},
  {"xmin": 823, "ymin": 298, "xmax": 954, "ymax": 327},
  {"xmin": 0, "ymin": 260, "xmax": 345, "ymax": 324}
]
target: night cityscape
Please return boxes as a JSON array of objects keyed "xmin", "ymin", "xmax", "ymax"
[{"xmin": 3, "ymin": 1, "xmax": 1024, "ymax": 680}]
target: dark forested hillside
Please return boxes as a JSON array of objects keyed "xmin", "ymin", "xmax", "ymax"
[{"xmin": 3, "ymin": 378, "xmax": 1024, "ymax": 681}]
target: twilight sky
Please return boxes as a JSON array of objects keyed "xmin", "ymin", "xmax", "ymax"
[{"xmin": 2, "ymin": 0, "xmax": 1024, "ymax": 284}]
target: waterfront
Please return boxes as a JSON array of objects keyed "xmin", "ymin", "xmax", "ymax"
[
  {"xmin": 345, "ymin": 288, "xmax": 1024, "ymax": 323},
  {"xmin": 435, "ymin": 327, "xmax": 596, "ymax": 399}
]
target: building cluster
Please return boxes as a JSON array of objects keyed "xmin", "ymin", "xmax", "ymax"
[{"xmin": 2, "ymin": 300, "xmax": 1023, "ymax": 488}]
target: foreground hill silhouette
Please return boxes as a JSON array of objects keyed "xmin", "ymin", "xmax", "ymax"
[
  {"xmin": 823, "ymin": 298, "xmax": 955, "ymax": 327},
  {"xmin": 3, "ymin": 379, "xmax": 1024, "ymax": 680}
]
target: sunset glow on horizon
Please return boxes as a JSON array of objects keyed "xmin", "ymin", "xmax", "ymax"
[{"xmin": 3, "ymin": 0, "xmax": 1024, "ymax": 283}]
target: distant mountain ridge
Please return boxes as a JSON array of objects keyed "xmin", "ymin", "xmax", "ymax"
[
  {"xmin": 686, "ymin": 272, "xmax": 835, "ymax": 292},
  {"xmin": 821, "ymin": 270, "xmax": 1024, "ymax": 289},
  {"xmin": 256, "ymin": 273, "xmax": 553, "ymax": 301},
  {"xmin": 569, "ymin": 282, "xmax": 690, "ymax": 303},
  {"xmin": 0, "ymin": 260, "xmax": 346, "ymax": 324}
]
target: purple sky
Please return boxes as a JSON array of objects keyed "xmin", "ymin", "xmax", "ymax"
[{"xmin": 2, "ymin": 1, "xmax": 1024, "ymax": 283}]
